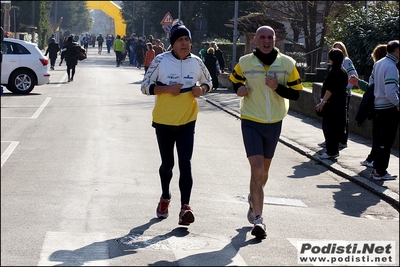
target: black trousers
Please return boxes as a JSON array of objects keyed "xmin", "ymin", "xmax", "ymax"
[
  {"xmin": 340, "ymin": 95, "xmax": 351, "ymax": 144},
  {"xmin": 373, "ymin": 107, "xmax": 399, "ymax": 175}
]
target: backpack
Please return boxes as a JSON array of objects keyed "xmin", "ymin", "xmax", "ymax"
[
  {"xmin": 355, "ymin": 83, "xmax": 375, "ymax": 127},
  {"xmin": 71, "ymin": 44, "xmax": 87, "ymax": 61}
]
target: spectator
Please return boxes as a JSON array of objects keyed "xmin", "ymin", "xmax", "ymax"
[
  {"xmin": 140, "ymin": 24, "xmax": 212, "ymax": 226},
  {"xmin": 129, "ymin": 37, "xmax": 137, "ymax": 66},
  {"xmin": 210, "ymin": 41, "xmax": 225, "ymax": 73},
  {"xmin": 316, "ymin": 48, "xmax": 348, "ymax": 160},
  {"xmin": 204, "ymin": 47, "xmax": 220, "ymax": 90},
  {"xmin": 318, "ymin": 41, "xmax": 358, "ymax": 149},
  {"xmin": 135, "ymin": 37, "xmax": 145, "ymax": 69},
  {"xmin": 198, "ymin": 42, "xmax": 209, "ymax": 62},
  {"xmin": 349, "ymin": 44, "xmax": 387, "ymax": 168},
  {"xmin": 153, "ymin": 39, "xmax": 164, "ymax": 56},
  {"xmin": 143, "ymin": 42, "xmax": 155, "ymax": 74},
  {"xmin": 368, "ymin": 40, "xmax": 399, "ymax": 180}
]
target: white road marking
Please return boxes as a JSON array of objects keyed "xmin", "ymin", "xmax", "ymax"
[
  {"xmin": 31, "ymin": 97, "xmax": 51, "ymax": 118},
  {"xmin": 56, "ymin": 73, "xmax": 68, "ymax": 87},
  {"xmin": 1, "ymin": 141, "xmax": 19, "ymax": 167}
]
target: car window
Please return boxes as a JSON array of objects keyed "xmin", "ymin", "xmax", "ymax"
[
  {"xmin": 1, "ymin": 42, "xmax": 10, "ymax": 54},
  {"xmin": 16, "ymin": 43, "xmax": 30, "ymax": 54},
  {"xmin": 1, "ymin": 41, "xmax": 30, "ymax": 55}
]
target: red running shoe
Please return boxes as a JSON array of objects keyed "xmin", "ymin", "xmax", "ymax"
[
  {"xmin": 178, "ymin": 204, "xmax": 195, "ymax": 225},
  {"xmin": 156, "ymin": 197, "xmax": 170, "ymax": 219}
]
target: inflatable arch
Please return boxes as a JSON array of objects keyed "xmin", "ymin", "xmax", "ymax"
[{"xmin": 86, "ymin": 1, "xmax": 126, "ymax": 37}]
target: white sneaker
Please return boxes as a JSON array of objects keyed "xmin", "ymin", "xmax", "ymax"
[
  {"xmin": 319, "ymin": 152, "xmax": 339, "ymax": 159},
  {"xmin": 360, "ymin": 160, "xmax": 374, "ymax": 168},
  {"xmin": 371, "ymin": 170, "xmax": 398, "ymax": 181},
  {"xmin": 251, "ymin": 216, "xmax": 267, "ymax": 239}
]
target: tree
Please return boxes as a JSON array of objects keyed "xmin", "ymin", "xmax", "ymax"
[
  {"xmin": 50, "ymin": 1, "xmax": 92, "ymax": 35},
  {"xmin": 325, "ymin": 2, "xmax": 399, "ymax": 77},
  {"xmin": 4, "ymin": 1, "xmax": 92, "ymax": 47},
  {"xmin": 120, "ymin": 1, "xmax": 251, "ymax": 41},
  {"xmin": 38, "ymin": 1, "xmax": 52, "ymax": 49},
  {"xmin": 257, "ymin": 1, "xmax": 366, "ymax": 72}
]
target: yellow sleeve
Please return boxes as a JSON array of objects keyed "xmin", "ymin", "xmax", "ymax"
[
  {"xmin": 229, "ymin": 63, "xmax": 246, "ymax": 85},
  {"xmin": 287, "ymin": 67, "xmax": 303, "ymax": 91}
]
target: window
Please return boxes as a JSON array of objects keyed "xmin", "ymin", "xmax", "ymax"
[{"xmin": 2, "ymin": 41, "xmax": 30, "ymax": 54}]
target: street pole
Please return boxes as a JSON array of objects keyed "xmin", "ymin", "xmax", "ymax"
[
  {"xmin": 232, "ymin": 1, "xmax": 238, "ymax": 71},
  {"xmin": 3, "ymin": 2, "xmax": 11, "ymax": 32},
  {"xmin": 178, "ymin": 1, "xmax": 181, "ymax": 23},
  {"xmin": 142, "ymin": 18, "xmax": 145, "ymax": 37},
  {"xmin": 31, "ymin": 1, "xmax": 35, "ymax": 42}
]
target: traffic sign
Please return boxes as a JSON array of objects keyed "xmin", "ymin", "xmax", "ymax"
[
  {"xmin": 163, "ymin": 24, "xmax": 172, "ymax": 33},
  {"xmin": 160, "ymin": 12, "xmax": 173, "ymax": 25}
]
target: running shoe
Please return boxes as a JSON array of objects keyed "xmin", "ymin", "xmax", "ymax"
[
  {"xmin": 371, "ymin": 170, "xmax": 398, "ymax": 181},
  {"xmin": 178, "ymin": 204, "xmax": 195, "ymax": 225},
  {"xmin": 319, "ymin": 152, "xmax": 339, "ymax": 159},
  {"xmin": 156, "ymin": 197, "xmax": 170, "ymax": 219},
  {"xmin": 251, "ymin": 216, "xmax": 267, "ymax": 239},
  {"xmin": 360, "ymin": 160, "xmax": 374, "ymax": 168}
]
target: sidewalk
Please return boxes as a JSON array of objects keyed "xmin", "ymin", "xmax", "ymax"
[{"xmin": 202, "ymin": 88, "xmax": 399, "ymax": 209}]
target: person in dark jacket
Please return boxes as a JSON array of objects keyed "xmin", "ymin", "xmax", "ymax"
[
  {"xmin": 210, "ymin": 41, "xmax": 225, "ymax": 73},
  {"xmin": 135, "ymin": 37, "xmax": 145, "ymax": 69},
  {"xmin": 204, "ymin": 47, "xmax": 220, "ymax": 90},
  {"xmin": 60, "ymin": 35, "xmax": 79, "ymax": 82},
  {"xmin": 45, "ymin": 38, "xmax": 60, "ymax": 70},
  {"xmin": 315, "ymin": 48, "xmax": 348, "ymax": 159}
]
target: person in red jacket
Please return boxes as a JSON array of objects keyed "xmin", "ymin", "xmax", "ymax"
[{"xmin": 144, "ymin": 42, "xmax": 155, "ymax": 74}]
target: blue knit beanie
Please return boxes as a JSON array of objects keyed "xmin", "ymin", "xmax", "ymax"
[{"xmin": 169, "ymin": 24, "xmax": 191, "ymax": 46}]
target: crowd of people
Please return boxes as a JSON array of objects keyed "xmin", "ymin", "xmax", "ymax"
[{"xmin": 315, "ymin": 40, "xmax": 399, "ymax": 182}]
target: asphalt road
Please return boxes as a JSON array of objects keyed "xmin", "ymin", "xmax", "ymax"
[{"xmin": 1, "ymin": 47, "xmax": 399, "ymax": 266}]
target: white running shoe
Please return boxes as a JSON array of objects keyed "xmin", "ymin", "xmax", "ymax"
[
  {"xmin": 319, "ymin": 152, "xmax": 339, "ymax": 159},
  {"xmin": 371, "ymin": 170, "xmax": 398, "ymax": 181},
  {"xmin": 251, "ymin": 216, "xmax": 267, "ymax": 239},
  {"xmin": 360, "ymin": 160, "xmax": 374, "ymax": 168}
]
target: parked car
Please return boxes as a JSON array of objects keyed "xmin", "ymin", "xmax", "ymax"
[{"xmin": 1, "ymin": 38, "xmax": 50, "ymax": 94}]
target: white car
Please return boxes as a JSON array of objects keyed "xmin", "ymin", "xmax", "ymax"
[{"xmin": 1, "ymin": 38, "xmax": 50, "ymax": 94}]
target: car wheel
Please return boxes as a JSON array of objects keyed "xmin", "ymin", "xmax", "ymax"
[{"xmin": 9, "ymin": 69, "xmax": 36, "ymax": 94}]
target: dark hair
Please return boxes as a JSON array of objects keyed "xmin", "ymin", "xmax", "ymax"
[
  {"xmin": 328, "ymin": 48, "xmax": 344, "ymax": 66},
  {"xmin": 387, "ymin": 40, "xmax": 399, "ymax": 53}
]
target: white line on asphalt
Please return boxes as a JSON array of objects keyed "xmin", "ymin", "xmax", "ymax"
[
  {"xmin": 1, "ymin": 141, "xmax": 19, "ymax": 168},
  {"xmin": 56, "ymin": 73, "xmax": 67, "ymax": 87},
  {"xmin": 31, "ymin": 97, "xmax": 52, "ymax": 119}
]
